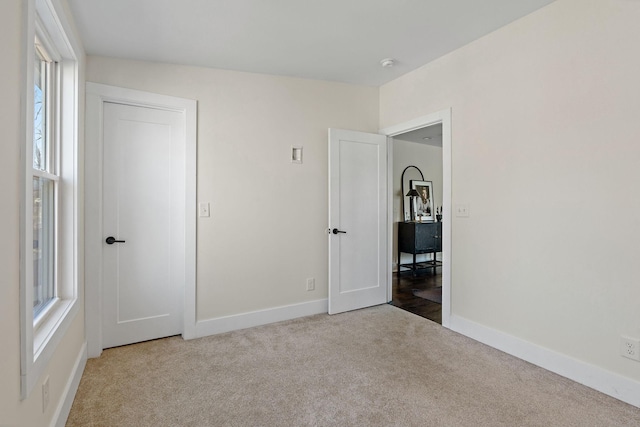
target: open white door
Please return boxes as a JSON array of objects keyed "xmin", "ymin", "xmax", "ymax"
[{"xmin": 328, "ymin": 129, "xmax": 388, "ymax": 314}]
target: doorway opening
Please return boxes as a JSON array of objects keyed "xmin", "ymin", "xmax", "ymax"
[
  {"xmin": 380, "ymin": 109, "xmax": 452, "ymax": 327},
  {"xmin": 390, "ymin": 123, "xmax": 443, "ymax": 323}
]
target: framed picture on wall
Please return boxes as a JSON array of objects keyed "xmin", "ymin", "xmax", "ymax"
[{"xmin": 411, "ymin": 180, "xmax": 434, "ymax": 221}]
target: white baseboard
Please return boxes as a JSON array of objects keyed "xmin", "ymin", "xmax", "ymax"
[
  {"xmin": 449, "ymin": 314, "xmax": 640, "ymax": 408},
  {"xmin": 53, "ymin": 342, "xmax": 87, "ymax": 427},
  {"xmin": 194, "ymin": 299, "xmax": 328, "ymax": 338}
]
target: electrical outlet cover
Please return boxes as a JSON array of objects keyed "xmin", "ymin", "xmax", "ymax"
[
  {"xmin": 620, "ymin": 336, "xmax": 640, "ymax": 361},
  {"xmin": 306, "ymin": 278, "xmax": 315, "ymax": 291},
  {"xmin": 42, "ymin": 377, "xmax": 50, "ymax": 412}
]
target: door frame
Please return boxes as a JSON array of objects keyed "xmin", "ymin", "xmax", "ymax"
[
  {"xmin": 85, "ymin": 83, "xmax": 197, "ymax": 357},
  {"xmin": 380, "ymin": 108, "xmax": 452, "ymax": 327}
]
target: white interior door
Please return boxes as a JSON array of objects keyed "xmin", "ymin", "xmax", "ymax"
[
  {"xmin": 328, "ymin": 129, "xmax": 388, "ymax": 314},
  {"xmin": 102, "ymin": 102, "xmax": 185, "ymax": 348}
]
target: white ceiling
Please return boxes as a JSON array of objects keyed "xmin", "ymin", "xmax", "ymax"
[
  {"xmin": 396, "ymin": 124, "xmax": 443, "ymax": 148},
  {"xmin": 67, "ymin": 0, "xmax": 555, "ymax": 87}
]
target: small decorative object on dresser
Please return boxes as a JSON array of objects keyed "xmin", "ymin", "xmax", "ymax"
[
  {"xmin": 405, "ymin": 188, "xmax": 421, "ymax": 222},
  {"xmin": 411, "ymin": 180, "xmax": 434, "ymax": 222},
  {"xmin": 400, "ymin": 165, "xmax": 424, "ymax": 222}
]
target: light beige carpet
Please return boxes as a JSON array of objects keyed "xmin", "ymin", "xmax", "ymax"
[{"xmin": 67, "ymin": 305, "xmax": 640, "ymax": 426}]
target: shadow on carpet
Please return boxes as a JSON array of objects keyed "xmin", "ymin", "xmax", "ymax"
[{"xmin": 412, "ymin": 287, "xmax": 442, "ymax": 304}]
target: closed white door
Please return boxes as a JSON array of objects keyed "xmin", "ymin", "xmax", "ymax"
[
  {"xmin": 102, "ymin": 102, "xmax": 185, "ymax": 348},
  {"xmin": 328, "ymin": 129, "xmax": 388, "ymax": 314}
]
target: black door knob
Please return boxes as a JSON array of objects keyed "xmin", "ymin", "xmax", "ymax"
[
  {"xmin": 332, "ymin": 228, "xmax": 347, "ymax": 235},
  {"xmin": 105, "ymin": 236, "xmax": 126, "ymax": 245}
]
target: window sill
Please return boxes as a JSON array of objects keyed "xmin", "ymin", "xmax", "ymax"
[
  {"xmin": 34, "ymin": 298, "xmax": 73, "ymax": 359},
  {"xmin": 22, "ymin": 297, "xmax": 79, "ymax": 399}
]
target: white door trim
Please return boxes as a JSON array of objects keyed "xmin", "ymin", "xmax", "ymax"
[
  {"xmin": 379, "ymin": 108, "xmax": 452, "ymax": 328},
  {"xmin": 85, "ymin": 82, "xmax": 197, "ymax": 357}
]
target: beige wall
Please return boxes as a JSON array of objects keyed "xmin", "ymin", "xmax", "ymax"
[
  {"xmin": 381, "ymin": 0, "xmax": 640, "ymax": 381},
  {"xmin": 86, "ymin": 56, "xmax": 379, "ymax": 320},
  {"xmin": 0, "ymin": 0, "xmax": 86, "ymax": 425},
  {"xmin": 0, "ymin": 0, "xmax": 25, "ymax": 421},
  {"xmin": 393, "ymin": 140, "xmax": 443, "ymax": 267}
]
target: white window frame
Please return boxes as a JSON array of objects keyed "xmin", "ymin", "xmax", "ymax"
[
  {"xmin": 20, "ymin": 0, "xmax": 81, "ymax": 399},
  {"xmin": 32, "ymin": 22, "xmax": 61, "ymax": 329}
]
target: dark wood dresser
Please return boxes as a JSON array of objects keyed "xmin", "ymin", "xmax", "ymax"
[{"xmin": 398, "ymin": 221, "xmax": 442, "ymax": 275}]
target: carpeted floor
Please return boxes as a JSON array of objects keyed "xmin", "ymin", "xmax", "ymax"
[{"xmin": 67, "ymin": 305, "xmax": 640, "ymax": 426}]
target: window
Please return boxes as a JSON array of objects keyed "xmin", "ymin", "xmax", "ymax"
[
  {"xmin": 32, "ymin": 35, "xmax": 59, "ymax": 321},
  {"xmin": 21, "ymin": 2, "xmax": 80, "ymax": 399}
]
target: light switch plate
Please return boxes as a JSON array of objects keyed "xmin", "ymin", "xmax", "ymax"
[
  {"xmin": 455, "ymin": 203, "xmax": 470, "ymax": 217},
  {"xmin": 199, "ymin": 202, "xmax": 210, "ymax": 217}
]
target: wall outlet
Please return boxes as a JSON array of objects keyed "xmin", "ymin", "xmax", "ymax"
[
  {"xmin": 306, "ymin": 278, "xmax": 315, "ymax": 291},
  {"xmin": 620, "ymin": 336, "xmax": 640, "ymax": 361},
  {"xmin": 42, "ymin": 376, "xmax": 50, "ymax": 412}
]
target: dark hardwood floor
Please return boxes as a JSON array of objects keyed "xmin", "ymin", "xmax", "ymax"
[{"xmin": 390, "ymin": 270, "xmax": 442, "ymax": 324}]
